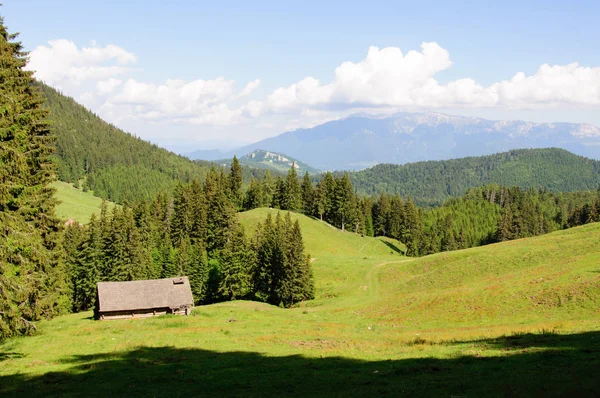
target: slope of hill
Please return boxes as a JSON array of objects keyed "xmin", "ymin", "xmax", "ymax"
[
  {"xmin": 345, "ymin": 148, "xmax": 600, "ymax": 206},
  {"xmin": 217, "ymin": 150, "xmax": 319, "ymax": 175},
  {"xmin": 52, "ymin": 181, "xmax": 115, "ymax": 224},
  {"xmin": 2, "ymin": 216, "xmax": 599, "ymax": 396},
  {"xmin": 40, "ymin": 83, "xmax": 215, "ymax": 204},
  {"xmin": 188, "ymin": 112, "xmax": 600, "ymax": 171}
]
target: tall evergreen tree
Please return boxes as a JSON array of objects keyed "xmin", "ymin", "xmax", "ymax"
[
  {"xmin": 301, "ymin": 172, "xmax": 314, "ymax": 215},
  {"xmin": 71, "ymin": 215, "xmax": 103, "ymax": 311},
  {"xmin": 229, "ymin": 156, "xmax": 243, "ymax": 209},
  {"xmin": 0, "ymin": 17, "xmax": 69, "ymax": 338},
  {"xmin": 219, "ymin": 223, "xmax": 254, "ymax": 300},
  {"xmin": 333, "ymin": 174, "xmax": 356, "ymax": 231},
  {"xmin": 281, "ymin": 164, "xmax": 301, "ymax": 211}
]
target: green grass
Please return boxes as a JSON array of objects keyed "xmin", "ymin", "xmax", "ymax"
[
  {"xmin": 52, "ymin": 181, "xmax": 115, "ymax": 224},
  {"xmin": 1, "ymin": 209, "xmax": 599, "ymax": 396}
]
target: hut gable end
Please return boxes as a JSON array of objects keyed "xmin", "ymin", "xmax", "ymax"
[{"xmin": 96, "ymin": 277, "xmax": 194, "ymax": 319}]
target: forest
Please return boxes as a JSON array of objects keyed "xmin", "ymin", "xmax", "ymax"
[
  {"xmin": 41, "ymin": 83, "xmax": 268, "ymax": 204},
  {"xmin": 344, "ymin": 148, "xmax": 600, "ymax": 206},
  {"xmin": 242, "ymin": 166, "xmax": 600, "ymax": 256},
  {"xmin": 64, "ymin": 163, "xmax": 315, "ymax": 314}
]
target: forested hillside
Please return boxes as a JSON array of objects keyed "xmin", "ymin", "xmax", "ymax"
[
  {"xmin": 40, "ymin": 83, "xmax": 217, "ymax": 203},
  {"xmin": 346, "ymin": 148, "xmax": 600, "ymax": 206}
]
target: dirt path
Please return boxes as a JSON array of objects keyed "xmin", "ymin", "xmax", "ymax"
[{"xmin": 364, "ymin": 259, "xmax": 415, "ymax": 298}]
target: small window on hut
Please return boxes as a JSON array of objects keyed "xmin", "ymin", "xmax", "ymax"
[{"xmin": 173, "ymin": 278, "xmax": 184, "ymax": 285}]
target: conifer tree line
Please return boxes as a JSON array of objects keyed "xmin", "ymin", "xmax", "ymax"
[
  {"xmin": 243, "ymin": 166, "xmax": 600, "ymax": 257},
  {"xmin": 64, "ymin": 163, "xmax": 315, "ymax": 313}
]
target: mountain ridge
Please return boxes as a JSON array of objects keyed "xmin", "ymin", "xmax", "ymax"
[
  {"xmin": 344, "ymin": 147, "xmax": 600, "ymax": 206},
  {"xmin": 215, "ymin": 149, "xmax": 319, "ymax": 175},
  {"xmin": 187, "ymin": 112, "xmax": 600, "ymax": 170}
]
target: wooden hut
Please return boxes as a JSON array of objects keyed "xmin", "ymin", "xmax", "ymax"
[{"xmin": 96, "ymin": 277, "xmax": 194, "ymax": 320}]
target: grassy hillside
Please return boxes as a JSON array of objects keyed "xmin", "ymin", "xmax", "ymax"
[
  {"xmin": 1, "ymin": 215, "xmax": 599, "ymax": 396},
  {"xmin": 239, "ymin": 208, "xmax": 405, "ymax": 302},
  {"xmin": 347, "ymin": 148, "xmax": 600, "ymax": 206},
  {"xmin": 52, "ymin": 181, "xmax": 115, "ymax": 224}
]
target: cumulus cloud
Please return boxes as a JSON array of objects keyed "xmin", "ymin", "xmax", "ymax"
[
  {"xmin": 25, "ymin": 38, "xmax": 600, "ymax": 143},
  {"xmin": 265, "ymin": 42, "xmax": 600, "ymax": 112},
  {"xmin": 26, "ymin": 39, "xmax": 136, "ymax": 87},
  {"xmin": 96, "ymin": 78, "xmax": 123, "ymax": 94},
  {"xmin": 105, "ymin": 77, "xmax": 250, "ymax": 125},
  {"xmin": 239, "ymin": 79, "xmax": 261, "ymax": 97}
]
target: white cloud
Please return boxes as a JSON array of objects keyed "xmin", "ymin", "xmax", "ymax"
[
  {"xmin": 239, "ymin": 79, "xmax": 261, "ymax": 97},
  {"xmin": 106, "ymin": 77, "xmax": 247, "ymax": 125},
  {"xmin": 96, "ymin": 78, "xmax": 123, "ymax": 94},
  {"xmin": 265, "ymin": 42, "xmax": 600, "ymax": 112},
  {"xmin": 26, "ymin": 39, "xmax": 136, "ymax": 87}
]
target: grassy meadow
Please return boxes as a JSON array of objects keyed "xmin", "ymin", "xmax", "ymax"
[
  {"xmin": 52, "ymin": 181, "xmax": 115, "ymax": 224},
  {"xmin": 1, "ymin": 209, "xmax": 599, "ymax": 396}
]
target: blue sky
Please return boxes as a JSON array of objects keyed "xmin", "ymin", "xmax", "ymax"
[{"xmin": 4, "ymin": 0, "xmax": 600, "ymax": 151}]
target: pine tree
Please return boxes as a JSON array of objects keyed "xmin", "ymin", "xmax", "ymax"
[
  {"xmin": 188, "ymin": 240, "xmax": 209, "ymax": 303},
  {"xmin": 72, "ymin": 215, "xmax": 103, "ymax": 311},
  {"xmin": 289, "ymin": 220, "xmax": 315, "ymax": 303},
  {"xmin": 170, "ymin": 182, "xmax": 192, "ymax": 246},
  {"xmin": 333, "ymin": 173, "xmax": 356, "ymax": 231},
  {"xmin": 300, "ymin": 172, "xmax": 314, "ymax": 215},
  {"xmin": 373, "ymin": 192, "xmax": 391, "ymax": 237},
  {"xmin": 262, "ymin": 170, "xmax": 275, "ymax": 207},
  {"xmin": 229, "ymin": 156, "xmax": 243, "ymax": 209},
  {"xmin": 243, "ymin": 177, "xmax": 265, "ymax": 210},
  {"xmin": 496, "ymin": 201, "xmax": 513, "ymax": 242},
  {"xmin": 313, "ymin": 180, "xmax": 327, "ymax": 220},
  {"xmin": 188, "ymin": 179, "xmax": 207, "ymax": 243},
  {"xmin": 402, "ymin": 197, "xmax": 422, "ymax": 257},
  {"xmin": 204, "ymin": 168, "xmax": 237, "ymax": 255},
  {"xmin": 281, "ymin": 165, "xmax": 301, "ymax": 211},
  {"xmin": 219, "ymin": 223, "xmax": 254, "ymax": 300},
  {"xmin": 322, "ymin": 172, "xmax": 337, "ymax": 221},
  {"xmin": 272, "ymin": 176, "xmax": 284, "ymax": 209},
  {"xmin": 0, "ymin": 17, "xmax": 69, "ymax": 338},
  {"xmin": 253, "ymin": 214, "xmax": 275, "ymax": 302},
  {"xmin": 270, "ymin": 213, "xmax": 293, "ymax": 306}
]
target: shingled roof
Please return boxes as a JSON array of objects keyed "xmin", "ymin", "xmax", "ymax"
[{"xmin": 97, "ymin": 277, "xmax": 194, "ymax": 313}]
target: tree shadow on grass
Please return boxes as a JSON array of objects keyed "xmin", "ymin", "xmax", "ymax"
[
  {"xmin": 379, "ymin": 239, "xmax": 404, "ymax": 255},
  {"xmin": 1, "ymin": 331, "xmax": 599, "ymax": 397},
  {"xmin": 0, "ymin": 352, "xmax": 24, "ymax": 362}
]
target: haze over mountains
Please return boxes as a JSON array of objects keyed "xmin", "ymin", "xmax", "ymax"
[{"xmin": 188, "ymin": 112, "xmax": 600, "ymax": 171}]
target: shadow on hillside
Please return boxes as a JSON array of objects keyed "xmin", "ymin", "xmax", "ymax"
[
  {"xmin": 0, "ymin": 352, "xmax": 24, "ymax": 362},
  {"xmin": 1, "ymin": 331, "xmax": 599, "ymax": 397},
  {"xmin": 380, "ymin": 239, "xmax": 405, "ymax": 255}
]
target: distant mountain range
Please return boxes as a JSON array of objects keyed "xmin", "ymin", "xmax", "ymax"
[
  {"xmin": 214, "ymin": 150, "xmax": 319, "ymax": 175},
  {"xmin": 187, "ymin": 112, "xmax": 600, "ymax": 171}
]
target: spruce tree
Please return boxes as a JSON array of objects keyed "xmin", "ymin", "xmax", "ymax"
[
  {"xmin": 71, "ymin": 215, "xmax": 103, "ymax": 311},
  {"xmin": 281, "ymin": 165, "xmax": 301, "ymax": 211},
  {"xmin": 253, "ymin": 214, "xmax": 275, "ymax": 302},
  {"xmin": 219, "ymin": 223, "xmax": 254, "ymax": 300},
  {"xmin": 0, "ymin": 16, "xmax": 69, "ymax": 338},
  {"xmin": 289, "ymin": 219, "xmax": 315, "ymax": 302},
  {"xmin": 188, "ymin": 240, "xmax": 209, "ymax": 303},
  {"xmin": 301, "ymin": 172, "xmax": 314, "ymax": 215},
  {"xmin": 229, "ymin": 156, "xmax": 243, "ymax": 209},
  {"xmin": 333, "ymin": 174, "xmax": 356, "ymax": 231},
  {"xmin": 243, "ymin": 177, "xmax": 265, "ymax": 210}
]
